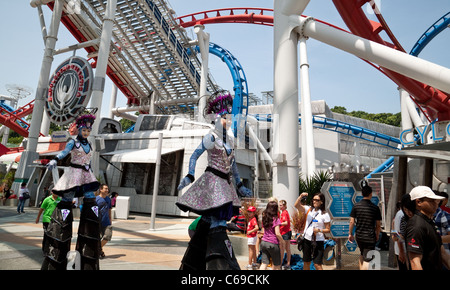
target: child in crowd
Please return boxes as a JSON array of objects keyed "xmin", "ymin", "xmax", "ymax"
[
  {"xmin": 279, "ymin": 200, "xmax": 292, "ymax": 270},
  {"xmin": 246, "ymin": 206, "xmax": 259, "ymax": 270},
  {"xmin": 259, "ymin": 201, "xmax": 283, "ymax": 270}
]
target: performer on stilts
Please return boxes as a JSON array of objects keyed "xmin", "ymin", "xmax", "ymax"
[
  {"xmin": 41, "ymin": 114, "xmax": 101, "ymax": 270},
  {"xmin": 176, "ymin": 90, "xmax": 252, "ymax": 270}
]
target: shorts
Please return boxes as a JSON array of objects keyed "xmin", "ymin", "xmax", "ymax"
[
  {"xmin": 101, "ymin": 225, "xmax": 113, "ymax": 241},
  {"xmin": 247, "ymin": 236, "xmax": 257, "ymax": 246},
  {"xmin": 356, "ymin": 240, "xmax": 376, "ymax": 262},
  {"xmin": 302, "ymin": 239, "xmax": 324, "ymax": 264},
  {"xmin": 282, "ymin": 231, "xmax": 292, "ymax": 241},
  {"xmin": 260, "ymin": 240, "xmax": 281, "ymax": 266}
]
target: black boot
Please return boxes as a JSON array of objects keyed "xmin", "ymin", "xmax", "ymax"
[
  {"xmin": 76, "ymin": 198, "xmax": 101, "ymax": 270},
  {"xmin": 179, "ymin": 218, "xmax": 210, "ymax": 270},
  {"xmin": 41, "ymin": 200, "xmax": 73, "ymax": 270},
  {"xmin": 205, "ymin": 226, "xmax": 240, "ymax": 270}
]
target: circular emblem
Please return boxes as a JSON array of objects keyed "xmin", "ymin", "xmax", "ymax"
[{"xmin": 45, "ymin": 56, "xmax": 93, "ymax": 125}]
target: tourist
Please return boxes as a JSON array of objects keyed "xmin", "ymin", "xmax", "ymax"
[
  {"xmin": 35, "ymin": 191, "xmax": 61, "ymax": 253},
  {"xmin": 295, "ymin": 192, "xmax": 331, "ymax": 270},
  {"xmin": 348, "ymin": 183, "xmax": 382, "ymax": 270},
  {"xmin": 406, "ymin": 186, "xmax": 450, "ymax": 270},
  {"xmin": 96, "ymin": 184, "xmax": 112, "ymax": 259},
  {"xmin": 17, "ymin": 183, "xmax": 29, "ymax": 214},
  {"xmin": 246, "ymin": 206, "xmax": 259, "ymax": 270},
  {"xmin": 259, "ymin": 201, "xmax": 283, "ymax": 270},
  {"xmin": 434, "ymin": 191, "xmax": 450, "ymax": 255},
  {"xmin": 279, "ymin": 200, "xmax": 292, "ymax": 270}
]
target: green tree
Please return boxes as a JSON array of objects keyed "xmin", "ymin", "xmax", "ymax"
[
  {"xmin": 299, "ymin": 170, "xmax": 332, "ymax": 203},
  {"xmin": 330, "ymin": 106, "xmax": 401, "ymax": 127}
]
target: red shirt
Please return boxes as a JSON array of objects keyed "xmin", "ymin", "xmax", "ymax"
[
  {"xmin": 247, "ymin": 217, "xmax": 258, "ymax": 238},
  {"xmin": 280, "ymin": 210, "xmax": 291, "ymax": 235}
]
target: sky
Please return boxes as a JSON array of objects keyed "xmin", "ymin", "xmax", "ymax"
[{"xmin": 0, "ymin": 0, "xmax": 449, "ymax": 119}]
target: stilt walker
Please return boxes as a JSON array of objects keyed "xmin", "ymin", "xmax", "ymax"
[
  {"xmin": 41, "ymin": 114, "xmax": 101, "ymax": 270},
  {"xmin": 176, "ymin": 90, "xmax": 252, "ymax": 270}
]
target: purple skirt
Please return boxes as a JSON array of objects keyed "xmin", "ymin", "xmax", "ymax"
[{"xmin": 176, "ymin": 171, "xmax": 241, "ymax": 220}]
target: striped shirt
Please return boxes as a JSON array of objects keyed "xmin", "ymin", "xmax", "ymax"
[
  {"xmin": 350, "ymin": 199, "xmax": 382, "ymax": 244},
  {"xmin": 435, "ymin": 207, "xmax": 450, "ymax": 253}
]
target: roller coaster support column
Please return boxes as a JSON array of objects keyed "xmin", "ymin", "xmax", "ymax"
[
  {"xmin": 108, "ymin": 85, "xmax": 118, "ymax": 119},
  {"xmin": 399, "ymin": 88, "xmax": 414, "ymax": 144},
  {"xmin": 299, "ymin": 36, "xmax": 316, "ymax": 178},
  {"xmin": 14, "ymin": 0, "xmax": 64, "ymax": 189},
  {"xmin": 272, "ymin": 0, "xmax": 310, "ymax": 214},
  {"xmin": 90, "ymin": 0, "xmax": 117, "ymax": 176},
  {"xmin": 194, "ymin": 25, "xmax": 210, "ymax": 123}
]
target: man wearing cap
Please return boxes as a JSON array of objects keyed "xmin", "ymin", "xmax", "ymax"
[{"xmin": 406, "ymin": 186, "xmax": 450, "ymax": 270}]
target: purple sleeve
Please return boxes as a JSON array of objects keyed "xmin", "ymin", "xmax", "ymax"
[{"xmin": 273, "ymin": 218, "xmax": 281, "ymax": 228}]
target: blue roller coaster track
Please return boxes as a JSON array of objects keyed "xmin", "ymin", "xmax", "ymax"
[
  {"xmin": 253, "ymin": 114, "xmax": 401, "ymax": 149},
  {"xmin": 0, "ymin": 100, "xmax": 28, "ymax": 129},
  {"xmin": 191, "ymin": 42, "xmax": 249, "ymax": 136},
  {"xmin": 254, "ymin": 113, "xmax": 400, "ymax": 178},
  {"xmin": 127, "ymin": 41, "xmax": 249, "ymax": 134},
  {"xmin": 410, "ymin": 12, "xmax": 450, "ymax": 57}
]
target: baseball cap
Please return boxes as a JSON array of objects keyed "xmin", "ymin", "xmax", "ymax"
[
  {"xmin": 247, "ymin": 206, "xmax": 256, "ymax": 212},
  {"xmin": 409, "ymin": 186, "xmax": 445, "ymax": 201}
]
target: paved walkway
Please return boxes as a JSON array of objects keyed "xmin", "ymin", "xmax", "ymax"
[
  {"xmin": 0, "ymin": 206, "xmax": 252, "ymax": 270},
  {"xmin": 0, "ymin": 206, "xmax": 394, "ymax": 271}
]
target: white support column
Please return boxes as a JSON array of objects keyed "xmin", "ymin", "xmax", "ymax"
[
  {"xmin": 14, "ymin": 0, "xmax": 64, "ymax": 189},
  {"xmin": 90, "ymin": 0, "xmax": 117, "ymax": 132},
  {"xmin": 399, "ymin": 88, "xmax": 414, "ymax": 144},
  {"xmin": 299, "ymin": 36, "xmax": 316, "ymax": 178},
  {"xmin": 194, "ymin": 24, "xmax": 210, "ymax": 123},
  {"xmin": 272, "ymin": 0, "xmax": 310, "ymax": 213},
  {"xmin": 41, "ymin": 110, "xmax": 51, "ymax": 136},
  {"xmin": 108, "ymin": 84, "xmax": 118, "ymax": 119},
  {"xmin": 90, "ymin": 0, "xmax": 117, "ymax": 177}
]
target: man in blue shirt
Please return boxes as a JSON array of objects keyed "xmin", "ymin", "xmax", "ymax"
[{"xmin": 96, "ymin": 184, "xmax": 112, "ymax": 258}]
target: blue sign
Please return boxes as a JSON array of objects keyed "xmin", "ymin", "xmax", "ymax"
[
  {"xmin": 345, "ymin": 240, "xmax": 358, "ymax": 252},
  {"xmin": 327, "ymin": 184, "xmax": 355, "ymax": 218},
  {"xmin": 330, "ymin": 221, "xmax": 350, "ymax": 238}
]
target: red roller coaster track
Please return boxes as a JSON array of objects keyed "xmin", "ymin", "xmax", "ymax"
[
  {"xmin": 0, "ymin": 100, "xmax": 37, "ymax": 138},
  {"xmin": 176, "ymin": 5, "xmax": 450, "ymax": 121},
  {"xmin": 332, "ymin": 0, "xmax": 450, "ymax": 121}
]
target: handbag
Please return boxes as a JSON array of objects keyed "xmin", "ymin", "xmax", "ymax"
[
  {"xmin": 297, "ymin": 210, "xmax": 319, "ymax": 251},
  {"xmin": 22, "ymin": 190, "xmax": 30, "ymax": 200}
]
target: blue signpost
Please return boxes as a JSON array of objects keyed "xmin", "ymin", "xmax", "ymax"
[
  {"xmin": 330, "ymin": 220, "xmax": 351, "ymax": 238},
  {"xmin": 324, "ymin": 182, "xmax": 356, "ymax": 219},
  {"xmin": 322, "ymin": 181, "xmax": 358, "ymax": 269},
  {"xmin": 345, "ymin": 240, "xmax": 358, "ymax": 252}
]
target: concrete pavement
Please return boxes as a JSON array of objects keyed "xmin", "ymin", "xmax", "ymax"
[
  {"xmin": 0, "ymin": 205, "xmax": 393, "ymax": 271},
  {"xmin": 0, "ymin": 206, "xmax": 251, "ymax": 270}
]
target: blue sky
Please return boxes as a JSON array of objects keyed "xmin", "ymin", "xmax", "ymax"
[{"xmin": 0, "ymin": 0, "xmax": 449, "ymax": 118}]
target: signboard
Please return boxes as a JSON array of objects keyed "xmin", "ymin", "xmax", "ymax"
[
  {"xmin": 45, "ymin": 56, "xmax": 93, "ymax": 125},
  {"xmin": 330, "ymin": 220, "xmax": 351, "ymax": 238},
  {"xmin": 345, "ymin": 240, "xmax": 357, "ymax": 252},
  {"xmin": 51, "ymin": 131, "xmax": 70, "ymax": 142},
  {"xmin": 322, "ymin": 181, "xmax": 356, "ymax": 219}
]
